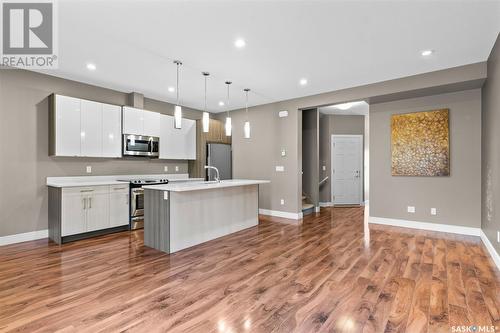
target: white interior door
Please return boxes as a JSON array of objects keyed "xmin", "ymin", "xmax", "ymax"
[{"xmin": 332, "ymin": 135, "xmax": 363, "ymax": 205}]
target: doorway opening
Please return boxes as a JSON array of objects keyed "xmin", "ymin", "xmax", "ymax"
[{"xmin": 318, "ymin": 101, "xmax": 369, "ymax": 208}]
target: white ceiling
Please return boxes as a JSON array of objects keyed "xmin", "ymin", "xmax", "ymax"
[
  {"xmin": 37, "ymin": 0, "xmax": 500, "ymax": 113},
  {"xmin": 319, "ymin": 101, "xmax": 369, "ymax": 116}
]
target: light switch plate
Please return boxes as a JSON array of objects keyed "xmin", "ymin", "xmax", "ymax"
[
  {"xmin": 275, "ymin": 166, "xmax": 285, "ymax": 172},
  {"xmin": 407, "ymin": 206, "xmax": 415, "ymax": 213},
  {"xmin": 278, "ymin": 110, "xmax": 288, "ymax": 118},
  {"xmin": 430, "ymin": 208, "xmax": 437, "ymax": 216},
  {"xmin": 175, "ymin": 166, "xmax": 179, "ymax": 172},
  {"xmin": 322, "ymin": 165, "xmax": 326, "ymax": 171},
  {"xmin": 280, "ymin": 199, "xmax": 285, "ymax": 205},
  {"xmin": 281, "ymin": 149, "xmax": 286, "ymax": 157},
  {"xmin": 497, "ymin": 231, "xmax": 500, "ymax": 243},
  {"xmin": 164, "ymin": 166, "xmax": 169, "ymax": 172},
  {"xmin": 86, "ymin": 166, "xmax": 92, "ymax": 174},
  {"xmin": 163, "ymin": 191, "xmax": 169, "ymax": 200}
]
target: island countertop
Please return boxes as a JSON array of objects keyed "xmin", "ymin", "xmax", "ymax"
[{"xmin": 142, "ymin": 179, "xmax": 269, "ymax": 192}]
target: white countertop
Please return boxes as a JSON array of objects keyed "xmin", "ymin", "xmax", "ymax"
[
  {"xmin": 46, "ymin": 174, "xmax": 204, "ymax": 188},
  {"xmin": 143, "ymin": 179, "xmax": 270, "ymax": 192}
]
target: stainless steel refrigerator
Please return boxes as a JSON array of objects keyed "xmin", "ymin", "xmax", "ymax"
[{"xmin": 206, "ymin": 143, "xmax": 232, "ymax": 180}]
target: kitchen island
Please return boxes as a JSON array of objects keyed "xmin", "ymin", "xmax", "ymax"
[{"xmin": 142, "ymin": 179, "xmax": 269, "ymax": 253}]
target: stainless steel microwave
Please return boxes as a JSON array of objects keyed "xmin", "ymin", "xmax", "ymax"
[{"xmin": 122, "ymin": 134, "xmax": 159, "ymax": 157}]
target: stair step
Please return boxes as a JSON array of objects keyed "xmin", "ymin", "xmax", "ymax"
[
  {"xmin": 302, "ymin": 203, "xmax": 314, "ymax": 210},
  {"xmin": 302, "ymin": 203, "xmax": 315, "ymax": 216}
]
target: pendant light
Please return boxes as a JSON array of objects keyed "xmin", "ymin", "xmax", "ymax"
[
  {"xmin": 225, "ymin": 81, "xmax": 232, "ymax": 136},
  {"xmin": 173, "ymin": 60, "xmax": 183, "ymax": 129},
  {"xmin": 243, "ymin": 88, "xmax": 251, "ymax": 139},
  {"xmin": 202, "ymin": 72, "xmax": 210, "ymax": 133}
]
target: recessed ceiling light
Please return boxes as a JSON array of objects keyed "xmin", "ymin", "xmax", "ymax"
[
  {"xmin": 168, "ymin": 86, "xmax": 175, "ymax": 93},
  {"xmin": 234, "ymin": 38, "xmax": 246, "ymax": 48},
  {"xmin": 299, "ymin": 78, "xmax": 308, "ymax": 86},
  {"xmin": 86, "ymin": 63, "xmax": 96, "ymax": 71},
  {"xmin": 421, "ymin": 50, "xmax": 434, "ymax": 56},
  {"xmin": 219, "ymin": 101, "xmax": 225, "ymax": 106}
]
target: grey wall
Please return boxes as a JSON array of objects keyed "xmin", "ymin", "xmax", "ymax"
[
  {"xmin": 222, "ymin": 63, "xmax": 485, "ymax": 216},
  {"xmin": 319, "ymin": 115, "xmax": 365, "ymax": 202},
  {"xmin": 482, "ymin": 34, "xmax": 500, "ymax": 254},
  {"xmin": 370, "ymin": 89, "xmax": 482, "ymax": 228},
  {"xmin": 302, "ymin": 109, "xmax": 319, "ymax": 206},
  {"xmin": 0, "ymin": 69, "xmax": 203, "ymax": 237},
  {"xmin": 215, "ymin": 102, "xmax": 301, "ymax": 213}
]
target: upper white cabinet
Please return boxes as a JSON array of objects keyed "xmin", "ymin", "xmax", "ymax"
[
  {"xmin": 160, "ymin": 114, "xmax": 196, "ymax": 160},
  {"xmin": 143, "ymin": 110, "xmax": 161, "ymax": 137},
  {"xmin": 54, "ymin": 95, "xmax": 81, "ymax": 156},
  {"xmin": 50, "ymin": 94, "xmax": 122, "ymax": 158},
  {"xmin": 122, "ymin": 107, "xmax": 161, "ymax": 137},
  {"xmin": 102, "ymin": 104, "xmax": 122, "ymax": 158},
  {"xmin": 80, "ymin": 100, "xmax": 103, "ymax": 157},
  {"xmin": 122, "ymin": 106, "xmax": 143, "ymax": 135}
]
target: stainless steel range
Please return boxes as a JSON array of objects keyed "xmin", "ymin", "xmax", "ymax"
[{"xmin": 118, "ymin": 178, "xmax": 169, "ymax": 230}]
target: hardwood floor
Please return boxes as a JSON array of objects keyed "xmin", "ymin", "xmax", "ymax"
[{"xmin": 1, "ymin": 207, "xmax": 500, "ymax": 332}]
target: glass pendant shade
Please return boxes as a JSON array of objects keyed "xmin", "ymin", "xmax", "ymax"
[
  {"xmin": 225, "ymin": 117, "xmax": 232, "ymax": 136},
  {"xmin": 173, "ymin": 60, "xmax": 183, "ymax": 129},
  {"xmin": 174, "ymin": 105, "xmax": 182, "ymax": 129},
  {"xmin": 244, "ymin": 120, "xmax": 251, "ymax": 139},
  {"xmin": 202, "ymin": 112, "xmax": 209, "ymax": 132}
]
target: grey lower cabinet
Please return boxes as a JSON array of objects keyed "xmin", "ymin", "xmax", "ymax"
[{"xmin": 48, "ymin": 184, "xmax": 129, "ymax": 244}]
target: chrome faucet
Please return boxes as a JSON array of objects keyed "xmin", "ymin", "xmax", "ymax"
[{"xmin": 205, "ymin": 166, "xmax": 220, "ymax": 183}]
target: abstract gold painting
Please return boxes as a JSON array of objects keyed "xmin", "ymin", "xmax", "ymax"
[{"xmin": 391, "ymin": 109, "xmax": 449, "ymax": 176}]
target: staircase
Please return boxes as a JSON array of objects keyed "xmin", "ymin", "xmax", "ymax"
[{"xmin": 302, "ymin": 194, "xmax": 314, "ymax": 216}]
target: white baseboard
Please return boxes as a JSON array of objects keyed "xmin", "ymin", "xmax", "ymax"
[
  {"xmin": 0, "ymin": 229, "xmax": 48, "ymax": 246},
  {"xmin": 480, "ymin": 230, "xmax": 500, "ymax": 271},
  {"xmin": 319, "ymin": 202, "xmax": 333, "ymax": 207},
  {"xmin": 259, "ymin": 209, "xmax": 303, "ymax": 220},
  {"xmin": 368, "ymin": 216, "xmax": 480, "ymax": 236}
]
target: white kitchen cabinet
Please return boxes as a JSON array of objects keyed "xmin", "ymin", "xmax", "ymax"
[
  {"xmin": 159, "ymin": 114, "xmax": 196, "ymax": 160},
  {"xmin": 109, "ymin": 185, "xmax": 129, "ymax": 228},
  {"xmin": 122, "ymin": 106, "xmax": 144, "ymax": 135},
  {"xmin": 54, "ymin": 95, "xmax": 81, "ymax": 156},
  {"xmin": 51, "ymin": 94, "xmax": 122, "ymax": 158},
  {"xmin": 102, "ymin": 104, "xmax": 122, "ymax": 157},
  {"xmin": 143, "ymin": 110, "xmax": 161, "ymax": 137},
  {"xmin": 61, "ymin": 189, "xmax": 87, "ymax": 236},
  {"xmin": 86, "ymin": 190, "xmax": 110, "ymax": 232},
  {"xmin": 122, "ymin": 106, "xmax": 160, "ymax": 137},
  {"xmin": 80, "ymin": 100, "xmax": 103, "ymax": 157},
  {"xmin": 54, "ymin": 185, "xmax": 128, "ymax": 242}
]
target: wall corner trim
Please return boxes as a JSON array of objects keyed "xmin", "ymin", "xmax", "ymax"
[
  {"xmin": 0, "ymin": 229, "xmax": 49, "ymax": 246},
  {"xmin": 259, "ymin": 209, "xmax": 303, "ymax": 220},
  {"xmin": 480, "ymin": 230, "xmax": 500, "ymax": 271},
  {"xmin": 368, "ymin": 216, "xmax": 480, "ymax": 236}
]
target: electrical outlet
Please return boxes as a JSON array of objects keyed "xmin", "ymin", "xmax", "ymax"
[
  {"xmin": 275, "ymin": 166, "xmax": 285, "ymax": 172},
  {"xmin": 430, "ymin": 208, "xmax": 437, "ymax": 216},
  {"xmin": 281, "ymin": 149, "xmax": 286, "ymax": 157},
  {"xmin": 280, "ymin": 199, "xmax": 285, "ymax": 205},
  {"xmin": 163, "ymin": 191, "xmax": 169, "ymax": 200},
  {"xmin": 407, "ymin": 206, "xmax": 415, "ymax": 213},
  {"xmin": 164, "ymin": 166, "xmax": 169, "ymax": 172},
  {"xmin": 175, "ymin": 166, "xmax": 179, "ymax": 172},
  {"xmin": 86, "ymin": 166, "xmax": 92, "ymax": 174},
  {"xmin": 322, "ymin": 165, "xmax": 326, "ymax": 171}
]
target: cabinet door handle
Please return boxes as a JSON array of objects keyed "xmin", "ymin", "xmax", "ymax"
[{"xmin": 89, "ymin": 197, "xmax": 92, "ymax": 209}]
